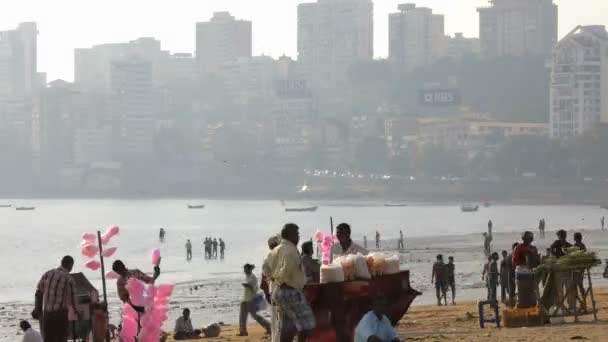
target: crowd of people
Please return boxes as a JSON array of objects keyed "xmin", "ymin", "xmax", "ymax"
[{"xmin": 202, "ymin": 237, "xmax": 225, "ymax": 259}]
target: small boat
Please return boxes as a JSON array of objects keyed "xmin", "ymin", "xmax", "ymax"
[
  {"xmin": 285, "ymin": 206, "xmax": 318, "ymax": 212},
  {"xmin": 187, "ymin": 205, "xmax": 205, "ymax": 209},
  {"xmin": 483, "ymin": 202, "xmax": 491, "ymax": 207},
  {"xmin": 16, "ymin": 206, "xmax": 35, "ymax": 211},
  {"xmin": 0, "ymin": 204, "xmax": 11, "ymax": 208},
  {"xmin": 384, "ymin": 203, "xmax": 408, "ymax": 207},
  {"xmin": 460, "ymin": 204, "xmax": 479, "ymax": 212}
]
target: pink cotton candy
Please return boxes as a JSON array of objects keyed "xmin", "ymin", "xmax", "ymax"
[
  {"xmin": 120, "ymin": 314, "xmax": 137, "ymax": 342},
  {"xmin": 105, "ymin": 271, "xmax": 119, "ymax": 280},
  {"xmin": 85, "ymin": 260, "xmax": 101, "ymax": 271},
  {"xmin": 81, "ymin": 233, "xmax": 96, "ymax": 242},
  {"xmin": 101, "ymin": 226, "xmax": 119, "ymax": 245},
  {"xmin": 126, "ymin": 278, "xmax": 145, "ymax": 307},
  {"xmin": 314, "ymin": 230, "xmax": 324, "ymax": 241},
  {"xmin": 322, "ymin": 258, "xmax": 330, "ymax": 265},
  {"xmin": 81, "ymin": 244, "xmax": 99, "ymax": 258},
  {"xmin": 155, "ymin": 284, "xmax": 174, "ymax": 298},
  {"xmin": 101, "ymin": 247, "xmax": 117, "ymax": 257},
  {"xmin": 151, "ymin": 248, "xmax": 161, "ymax": 266},
  {"xmin": 323, "ymin": 235, "xmax": 332, "ymax": 243}
]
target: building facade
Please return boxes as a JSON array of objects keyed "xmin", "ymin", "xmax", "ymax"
[
  {"xmin": 389, "ymin": 3, "xmax": 445, "ymax": 70},
  {"xmin": 0, "ymin": 22, "xmax": 38, "ymax": 98},
  {"xmin": 298, "ymin": 0, "xmax": 373, "ymax": 91},
  {"xmin": 550, "ymin": 26, "xmax": 608, "ymax": 139},
  {"xmin": 196, "ymin": 12, "xmax": 252, "ymax": 75},
  {"xmin": 477, "ymin": 0, "xmax": 557, "ymax": 58}
]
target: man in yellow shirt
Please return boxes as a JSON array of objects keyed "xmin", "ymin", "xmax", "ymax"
[{"xmin": 270, "ymin": 223, "xmax": 316, "ymax": 342}]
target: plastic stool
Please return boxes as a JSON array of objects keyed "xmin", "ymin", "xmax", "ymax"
[{"xmin": 478, "ymin": 300, "xmax": 501, "ymax": 328}]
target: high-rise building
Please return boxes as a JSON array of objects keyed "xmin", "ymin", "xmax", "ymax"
[
  {"xmin": 550, "ymin": 26, "xmax": 608, "ymax": 139},
  {"xmin": 75, "ymin": 37, "xmax": 169, "ymax": 94},
  {"xmin": 444, "ymin": 33, "xmax": 480, "ymax": 61},
  {"xmin": 196, "ymin": 12, "xmax": 252, "ymax": 75},
  {"xmin": 0, "ymin": 22, "xmax": 38, "ymax": 98},
  {"xmin": 298, "ymin": 0, "xmax": 373, "ymax": 90},
  {"xmin": 110, "ymin": 57, "xmax": 156, "ymax": 160},
  {"xmin": 477, "ymin": 0, "xmax": 558, "ymax": 58},
  {"xmin": 389, "ymin": 3, "xmax": 445, "ymax": 70}
]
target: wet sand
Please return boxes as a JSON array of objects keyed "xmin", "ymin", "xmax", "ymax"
[{"xmin": 167, "ymin": 288, "xmax": 608, "ymax": 342}]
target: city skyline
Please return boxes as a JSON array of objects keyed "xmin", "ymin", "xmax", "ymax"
[{"xmin": 2, "ymin": 0, "xmax": 607, "ymax": 81}]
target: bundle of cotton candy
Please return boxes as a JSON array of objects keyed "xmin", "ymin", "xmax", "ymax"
[
  {"xmin": 353, "ymin": 253, "xmax": 371, "ymax": 279},
  {"xmin": 138, "ymin": 283, "xmax": 175, "ymax": 342},
  {"xmin": 334, "ymin": 256, "xmax": 356, "ymax": 280},
  {"xmin": 120, "ymin": 279, "xmax": 145, "ymax": 342},
  {"xmin": 385, "ymin": 255, "xmax": 400, "ymax": 275},
  {"xmin": 369, "ymin": 253, "xmax": 387, "ymax": 277},
  {"xmin": 320, "ymin": 264, "xmax": 345, "ymax": 284}
]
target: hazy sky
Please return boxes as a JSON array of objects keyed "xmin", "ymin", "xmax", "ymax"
[{"xmin": 1, "ymin": 0, "xmax": 606, "ymax": 81}]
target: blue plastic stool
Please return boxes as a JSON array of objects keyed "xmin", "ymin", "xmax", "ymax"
[{"xmin": 478, "ymin": 300, "xmax": 501, "ymax": 328}]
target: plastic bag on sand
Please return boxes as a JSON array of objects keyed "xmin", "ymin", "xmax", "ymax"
[
  {"xmin": 320, "ymin": 264, "xmax": 344, "ymax": 284},
  {"xmin": 385, "ymin": 255, "xmax": 400, "ymax": 275},
  {"xmin": 354, "ymin": 253, "xmax": 371, "ymax": 279}
]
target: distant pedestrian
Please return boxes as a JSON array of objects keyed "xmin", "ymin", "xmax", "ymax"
[
  {"xmin": 431, "ymin": 254, "xmax": 448, "ymax": 306},
  {"xmin": 20, "ymin": 320, "xmax": 43, "ymax": 342},
  {"xmin": 601, "ymin": 216, "xmax": 605, "ymax": 231},
  {"xmin": 375, "ymin": 230, "xmax": 380, "ymax": 249},
  {"xmin": 486, "ymin": 252, "xmax": 499, "ymax": 302},
  {"xmin": 499, "ymin": 250, "xmax": 509, "ymax": 303},
  {"xmin": 363, "ymin": 235, "xmax": 367, "ymax": 249},
  {"xmin": 398, "ymin": 230, "xmax": 404, "ymax": 250},
  {"xmin": 159, "ymin": 228, "xmax": 166, "ymax": 243},
  {"xmin": 239, "ymin": 264, "xmax": 270, "ymax": 336},
  {"xmin": 185, "ymin": 240, "xmax": 192, "ymax": 261},
  {"xmin": 539, "ymin": 219, "xmax": 546, "ymax": 239},
  {"xmin": 32, "ymin": 256, "xmax": 80, "ymax": 342},
  {"xmin": 488, "ymin": 220, "xmax": 493, "ymax": 232},
  {"xmin": 212, "ymin": 238, "xmax": 218, "ymax": 258},
  {"xmin": 483, "ymin": 232, "xmax": 492, "ymax": 256},
  {"xmin": 219, "ymin": 238, "xmax": 226, "ymax": 259},
  {"xmin": 446, "ymin": 256, "xmax": 456, "ymax": 305}
]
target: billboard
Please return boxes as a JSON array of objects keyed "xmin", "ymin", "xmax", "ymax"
[{"xmin": 418, "ymin": 89, "xmax": 461, "ymax": 106}]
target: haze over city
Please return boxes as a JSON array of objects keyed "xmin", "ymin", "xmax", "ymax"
[{"xmin": 0, "ymin": 0, "xmax": 606, "ymax": 80}]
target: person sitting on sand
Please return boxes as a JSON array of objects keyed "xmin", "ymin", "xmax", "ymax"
[
  {"xmin": 174, "ymin": 308, "xmax": 202, "ymax": 340},
  {"xmin": 332, "ymin": 223, "xmax": 369, "ymax": 256},
  {"xmin": 354, "ymin": 295, "xmax": 400, "ymax": 342},
  {"xmin": 301, "ymin": 241, "xmax": 320, "ymax": 284},
  {"xmin": 20, "ymin": 320, "xmax": 43, "ymax": 342},
  {"xmin": 431, "ymin": 254, "xmax": 448, "ymax": 306},
  {"xmin": 239, "ymin": 264, "xmax": 271, "ymax": 336}
]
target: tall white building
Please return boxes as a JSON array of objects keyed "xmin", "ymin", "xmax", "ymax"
[
  {"xmin": 196, "ymin": 12, "xmax": 252, "ymax": 75},
  {"xmin": 298, "ymin": 0, "xmax": 373, "ymax": 90},
  {"xmin": 0, "ymin": 22, "xmax": 38, "ymax": 98},
  {"xmin": 478, "ymin": 0, "xmax": 558, "ymax": 58},
  {"xmin": 110, "ymin": 57, "xmax": 156, "ymax": 160},
  {"xmin": 550, "ymin": 26, "xmax": 608, "ymax": 139},
  {"xmin": 389, "ymin": 3, "xmax": 445, "ymax": 70},
  {"xmin": 75, "ymin": 37, "xmax": 169, "ymax": 94}
]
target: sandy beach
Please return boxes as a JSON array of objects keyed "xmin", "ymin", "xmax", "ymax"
[{"xmin": 166, "ymin": 288, "xmax": 608, "ymax": 342}]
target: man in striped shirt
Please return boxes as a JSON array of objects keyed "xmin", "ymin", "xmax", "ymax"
[{"xmin": 32, "ymin": 256, "xmax": 79, "ymax": 342}]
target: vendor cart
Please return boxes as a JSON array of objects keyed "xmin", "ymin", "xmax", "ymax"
[{"xmin": 303, "ymin": 271, "xmax": 420, "ymax": 342}]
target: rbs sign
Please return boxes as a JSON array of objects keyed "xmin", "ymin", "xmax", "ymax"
[{"xmin": 418, "ymin": 89, "xmax": 461, "ymax": 106}]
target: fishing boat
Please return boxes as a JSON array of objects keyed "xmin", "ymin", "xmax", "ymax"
[
  {"xmin": 384, "ymin": 202, "xmax": 408, "ymax": 207},
  {"xmin": 0, "ymin": 204, "xmax": 11, "ymax": 208},
  {"xmin": 285, "ymin": 206, "xmax": 318, "ymax": 212},
  {"xmin": 483, "ymin": 202, "xmax": 492, "ymax": 207},
  {"xmin": 16, "ymin": 206, "xmax": 36, "ymax": 211},
  {"xmin": 187, "ymin": 204, "xmax": 205, "ymax": 209},
  {"xmin": 460, "ymin": 204, "xmax": 479, "ymax": 212}
]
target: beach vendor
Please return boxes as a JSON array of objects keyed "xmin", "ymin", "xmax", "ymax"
[
  {"xmin": 354, "ymin": 295, "xmax": 400, "ymax": 342},
  {"xmin": 112, "ymin": 259, "xmax": 160, "ymax": 307},
  {"xmin": 270, "ymin": 223, "xmax": 316, "ymax": 342},
  {"xmin": 262, "ymin": 235, "xmax": 281, "ymax": 342},
  {"xmin": 512, "ymin": 231, "xmax": 539, "ymax": 308},
  {"xmin": 32, "ymin": 256, "xmax": 80, "ymax": 342},
  {"xmin": 332, "ymin": 223, "xmax": 369, "ymax": 256}
]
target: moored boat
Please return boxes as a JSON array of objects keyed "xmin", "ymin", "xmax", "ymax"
[
  {"xmin": 187, "ymin": 204, "xmax": 205, "ymax": 209},
  {"xmin": 460, "ymin": 204, "xmax": 479, "ymax": 212},
  {"xmin": 285, "ymin": 206, "xmax": 318, "ymax": 212},
  {"xmin": 384, "ymin": 202, "xmax": 408, "ymax": 207},
  {"xmin": 16, "ymin": 206, "xmax": 35, "ymax": 211},
  {"xmin": 0, "ymin": 204, "xmax": 11, "ymax": 208}
]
